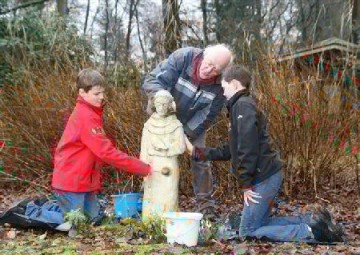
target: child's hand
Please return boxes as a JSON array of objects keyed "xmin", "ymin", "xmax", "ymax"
[
  {"xmin": 147, "ymin": 160, "xmax": 154, "ymax": 176},
  {"xmin": 193, "ymin": 147, "xmax": 206, "ymax": 161},
  {"xmin": 243, "ymin": 189, "xmax": 262, "ymax": 206}
]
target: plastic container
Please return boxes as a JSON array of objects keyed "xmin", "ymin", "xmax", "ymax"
[
  {"xmin": 111, "ymin": 193, "xmax": 142, "ymax": 218},
  {"xmin": 164, "ymin": 212, "xmax": 203, "ymax": 247}
]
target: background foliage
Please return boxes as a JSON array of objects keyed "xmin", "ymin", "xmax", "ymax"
[{"xmin": 0, "ymin": 0, "xmax": 359, "ymax": 200}]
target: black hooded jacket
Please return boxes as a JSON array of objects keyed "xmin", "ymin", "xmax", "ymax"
[{"xmin": 196, "ymin": 89, "xmax": 282, "ymax": 189}]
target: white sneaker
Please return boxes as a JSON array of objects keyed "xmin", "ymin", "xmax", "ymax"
[{"xmin": 55, "ymin": 222, "xmax": 72, "ymax": 231}]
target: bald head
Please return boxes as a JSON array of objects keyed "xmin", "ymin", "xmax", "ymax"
[{"xmin": 199, "ymin": 44, "xmax": 233, "ymax": 80}]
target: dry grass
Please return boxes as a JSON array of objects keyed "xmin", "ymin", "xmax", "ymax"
[
  {"xmin": 255, "ymin": 54, "xmax": 359, "ymax": 196},
  {"xmin": 0, "ymin": 56, "xmax": 358, "ymax": 199}
]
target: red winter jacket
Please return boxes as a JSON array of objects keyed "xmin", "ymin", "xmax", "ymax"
[{"xmin": 52, "ymin": 96, "xmax": 151, "ymax": 192}]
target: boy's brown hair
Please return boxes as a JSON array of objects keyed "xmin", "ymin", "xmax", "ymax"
[
  {"xmin": 76, "ymin": 68, "xmax": 105, "ymax": 92},
  {"xmin": 222, "ymin": 64, "xmax": 252, "ymax": 89}
]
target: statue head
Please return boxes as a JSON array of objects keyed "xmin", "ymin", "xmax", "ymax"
[{"xmin": 153, "ymin": 90, "xmax": 175, "ymax": 117}]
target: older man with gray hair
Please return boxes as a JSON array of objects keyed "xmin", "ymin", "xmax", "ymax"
[{"xmin": 142, "ymin": 44, "xmax": 233, "ymax": 220}]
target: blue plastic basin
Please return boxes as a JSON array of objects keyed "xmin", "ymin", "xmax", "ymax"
[{"xmin": 112, "ymin": 193, "xmax": 142, "ymax": 218}]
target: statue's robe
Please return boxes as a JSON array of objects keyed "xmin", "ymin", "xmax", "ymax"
[{"xmin": 140, "ymin": 113, "xmax": 185, "ymax": 220}]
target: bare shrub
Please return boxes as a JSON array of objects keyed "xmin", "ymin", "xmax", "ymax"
[{"xmin": 254, "ymin": 54, "xmax": 359, "ymax": 197}]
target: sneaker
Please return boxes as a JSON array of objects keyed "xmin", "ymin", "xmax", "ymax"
[
  {"xmin": 200, "ymin": 207, "xmax": 220, "ymax": 222},
  {"xmin": 227, "ymin": 212, "xmax": 241, "ymax": 230},
  {"xmin": 216, "ymin": 224, "xmax": 238, "ymax": 240},
  {"xmin": 310, "ymin": 207, "xmax": 345, "ymax": 243},
  {"xmin": 216, "ymin": 213, "xmax": 241, "ymax": 241},
  {"xmin": 0, "ymin": 198, "xmax": 31, "ymax": 219},
  {"xmin": 55, "ymin": 222, "xmax": 72, "ymax": 232},
  {"xmin": 318, "ymin": 207, "xmax": 345, "ymax": 242},
  {"xmin": 317, "ymin": 208, "xmax": 337, "ymax": 226}
]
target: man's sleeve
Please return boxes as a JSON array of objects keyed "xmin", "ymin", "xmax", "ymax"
[
  {"xmin": 233, "ymin": 102, "xmax": 259, "ymax": 189},
  {"xmin": 194, "ymin": 145, "xmax": 231, "ymax": 161},
  {"xmin": 142, "ymin": 48, "xmax": 189, "ymax": 97},
  {"xmin": 80, "ymin": 117, "xmax": 150, "ymax": 176}
]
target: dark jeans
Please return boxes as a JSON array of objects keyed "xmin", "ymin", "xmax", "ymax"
[{"xmin": 191, "ymin": 132, "xmax": 215, "ymax": 211}]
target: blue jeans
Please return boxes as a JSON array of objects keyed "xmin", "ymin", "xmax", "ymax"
[
  {"xmin": 25, "ymin": 190, "xmax": 100, "ymax": 225},
  {"xmin": 240, "ymin": 171, "xmax": 313, "ymax": 242},
  {"xmin": 54, "ymin": 190, "xmax": 100, "ymax": 220},
  {"xmin": 25, "ymin": 200, "xmax": 64, "ymax": 224}
]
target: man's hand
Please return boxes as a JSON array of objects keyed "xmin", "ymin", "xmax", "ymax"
[
  {"xmin": 146, "ymin": 98, "xmax": 154, "ymax": 115},
  {"xmin": 171, "ymin": 101, "xmax": 177, "ymax": 112},
  {"xmin": 184, "ymin": 136, "xmax": 193, "ymax": 155},
  {"xmin": 243, "ymin": 189, "xmax": 262, "ymax": 207}
]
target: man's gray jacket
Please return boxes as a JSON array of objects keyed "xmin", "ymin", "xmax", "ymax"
[{"xmin": 142, "ymin": 47, "xmax": 225, "ymax": 141}]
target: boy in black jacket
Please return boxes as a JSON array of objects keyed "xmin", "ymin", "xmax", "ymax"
[{"xmin": 187, "ymin": 65, "xmax": 344, "ymax": 243}]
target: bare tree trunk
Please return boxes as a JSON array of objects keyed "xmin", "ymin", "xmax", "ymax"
[
  {"xmin": 114, "ymin": 0, "xmax": 119, "ymax": 63},
  {"xmin": 135, "ymin": 5, "xmax": 148, "ymax": 73},
  {"xmin": 56, "ymin": 0, "xmax": 68, "ymax": 16},
  {"xmin": 296, "ymin": 0, "xmax": 323, "ymax": 44},
  {"xmin": 352, "ymin": 0, "xmax": 360, "ymax": 44},
  {"xmin": 125, "ymin": 0, "xmax": 135, "ymax": 60},
  {"xmin": 201, "ymin": 0, "xmax": 208, "ymax": 46},
  {"xmin": 83, "ymin": 0, "xmax": 90, "ymax": 34},
  {"xmin": 214, "ymin": 0, "xmax": 221, "ymax": 43},
  {"xmin": 104, "ymin": 0, "xmax": 110, "ymax": 68},
  {"xmin": 254, "ymin": 0, "xmax": 262, "ymax": 41},
  {"xmin": 89, "ymin": 4, "xmax": 100, "ymax": 40},
  {"xmin": 312, "ymin": 0, "xmax": 321, "ymax": 43},
  {"xmin": 125, "ymin": 0, "xmax": 140, "ymax": 60},
  {"xmin": 162, "ymin": 0, "xmax": 182, "ymax": 55},
  {"xmin": 299, "ymin": 1, "xmax": 307, "ymax": 43}
]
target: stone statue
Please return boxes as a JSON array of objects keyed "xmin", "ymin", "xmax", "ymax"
[{"xmin": 141, "ymin": 90, "xmax": 186, "ymax": 220}]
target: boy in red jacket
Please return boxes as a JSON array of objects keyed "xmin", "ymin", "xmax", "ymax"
[
  {"xmin": 50, "ymin": 68, "xmax": 151, "ymax": 225},
  {"xmin": 0, "ymin": 69, "xmax": 151, "ymax": 230}
]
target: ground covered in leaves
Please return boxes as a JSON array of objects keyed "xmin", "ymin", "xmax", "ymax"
[{"xmin": 0, "ymin": 186, "xmax": 359, "ymax": 255}]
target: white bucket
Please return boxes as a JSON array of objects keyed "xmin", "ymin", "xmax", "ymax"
[{"xmin": 164, "ymin": 212, "xmax": 203, "ymax": 247}]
